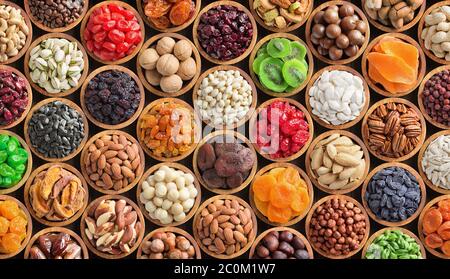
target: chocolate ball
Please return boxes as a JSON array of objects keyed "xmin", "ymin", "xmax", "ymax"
[
  {"xmin": 326, "ymin": 24, "xmax": 341, "ymax": 39},
  {"xmin": 329, "ymin": 45, "xmax": 343, "ymax": 60},
  {"xmin": 336, "ymin": 34, "xmax": 350, "ymax": 49},
  {"xmin": 348, "ymin": 30, "xmax": 364, "ymax": 46},
  {"xmin": 324, "ymin": 8, "xmax": 339, "ymax": 24},
  {"xmin": 339, "ymin": 4, "xmax": 354, "ymax": 17},
  {"xmin": 344, "ymin": 45, "xmax": 359, "ymax": 57},
  {"xmin": 341, "ymin": 16, "xmax": 356, "ymax": 31},
  {"xmin": 312, "ymin": 24, "xmax": 326, "ymax": 39}
]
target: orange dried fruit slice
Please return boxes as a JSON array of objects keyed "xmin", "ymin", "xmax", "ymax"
[
  {"xmin": 368, "ymin": 63, "xmax": 414, "ymax": 93},
  {"xmin": 372, "ymin": 36, "xmax": 401, "ymax": 52},
  {"xmin": 0, "ymin": 233, "xmax": 21, "ymax": 254},
  {"xmin": 0, "ymin": 200, "xmax": 20, "ymax": 220},
  {"xmin": 254, "ymin": 196, "xmax": 269, "ymax": 217},
  {"xmin": 437, "ymin": 221, "xmax": 450, "ymax": 240},
  {"xmin": 291, "ymin": 187, "xmax": 309, "ymax": 215},
  {"xmin": 269, "ymin": 182, "xmax": 295, "ymax": 209},
  {"xmin": 278, "ymin": 167, "xmax": 302, "ymax": 187},
  {"xmin": 253, "ymin": 174, "xmax": 276, "ymax": 202},
  {"xmin": 169, "ymin": 0, "xmax": 191, "ymax": 26},
  {"xmin": 442, "ymin": 240, "xmax": 450, "ymax": 256},
  {"xmin": 267, "ymin": 203, "xmax": 292, "ymax": 223},
  {"xmin": 438, "ymin": 199, "xmax": 450, "ymax": 221},
  {"xmin": 269, "ymin": 167, "xmax": 285, "ymax": 182},
  {"xmin": 367, "ymin": 52, "xmax": 415, "ymax": 84},
  {"xmin": 0, "ymin": 217, "xmax": 9, "ymax": 237},
  {"xmin": 9, "ymin": 216, "xmax": 27, "ymax": 235},
  {"xmin": 379, "ymin": 40, "xmax": 419, "ymax": 75},
  {"xmin": 423, "ymin": 208, "xmax": 443, "ymax": 235},
  {"xmin": 425, "ymin": 233, "xmax": 444, "ymax": 249}
]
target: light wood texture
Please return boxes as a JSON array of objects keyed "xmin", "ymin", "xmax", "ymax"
[
  {"xmin": 305, "ymin": 130, "xmax": 370, "ymax": 195},
  {"xmin": 192, "ymin": 1, "xmax": 258, "ymax": 65},
  {"xmin": 24, "ymin": 98, "xmax": 89, "ymax": 162},
  {"xmin": 305, "ymin": 195, "xmax": 370, "ymax": 259},
  {"xmin": 249, "ymin": 162, "xmax": 314, "ymax": 227},
  {"xmin": 136, "ymin": 227, "xmax": 201, "ymax": 259},
  {"xmin": 192, "ymin": 130, "xmax": 257, "ymax": 195},
  {"xmin": 23, "ymin": 163, "xmax": 88, "ymax": 227},
  {"xmin": 361, "ymin": 97, "xmax": 427, "ymax": 162},
  {"xmin": 80, "ymin": 130, "xmax": 145, "ymax": 195},
  {"xmin": 80, "ymin": 65, "xmax": 145, "ymax": 130},
  {"xmin": 24, "ymin": 227, "xmax": 89, "ymax": 259},
  {"xmin": 361, "ymin": 32, "xmax": 426, "ymax": 97},
  {"xmin": 136, "ymin": 33, "xmax": 201, "ymax": 97},
  {"xmin": 0, "ymin": 130, "xmax": 32, "ymax": 195},
  {"xmin": 361, "ymin": 162, "xmax": 426, "ymax": 227}
]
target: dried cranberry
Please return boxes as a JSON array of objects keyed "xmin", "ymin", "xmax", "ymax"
[{"xmin": 0, "ymin": 71, "xmax": 29, "ymax": 126}]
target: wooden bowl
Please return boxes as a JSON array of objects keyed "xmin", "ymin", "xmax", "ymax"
[
  {"xmin": 248, "ymin": 33, "xmax": 314, "ymax": 98},
  {"xmin": 0, "ymin": 195, "xmax": 32, "ymax": 259},
  {"xmin": 24, "ymin": 98, "xmax": 89, "ymax": 162},
  {"xmin": 249, "ymin": 97, "xmax": 314, "ymax": 162},
  {"xmin": 0, "ymin": 130, "xmax": 32, "ymax": 195},
  {"xmin": 0, "ymin": 65, "xmax": 33, "ymax": 130},
  {"xmin": 305, "ymin": 195, "xmax": 370, "ymax": 259},
  {"xmin": 80, "ymin": 195, "xmax": 145, "ymax": 259},
  {"xmin": 362, "ymin": 0, "xmax": 425, "ymax": 33},
  {"xmin": 418, "ymin": 1, "xmax": 450, "ymax": 65},
  {"xmin": 192, "ymin": 130, "xmax": 257, "ymax": 195},
  {"xmin": 80, "ymin": 65, "xmax": 145, "ymax": 130},
  {"xmin": 136, "ymin": 33, "xmax": 201, "ymax": 98},
  {"xmin": 361, "ymin": 162, "xmax": 426, "ymax": 227},
  {"xmin": 137, "ymin": 227, "xmax": 201, "ymax": 259},
  {"xmin": 24, "ymin": 0, "xmax": 88, "ymax": 33},
  {"xmin": 0, "ymin": 1, "xmax": 33, "ymax": 65},
  {"xmin": 361, "ymin": 98, "xmax": 427, "ymax": 162},
  {"xmin": 305, "ymin": 130, "xmax": 370, "ymax": 195},
  {"xmin": 248, "ymin": 0, "xmax": 313, "ymax": 33},
  {"xmin": 192, "ymin": 65, "xmax": 257, "ymax": 129},
  {"xmin": 80, "ymin": 130, "xmax": 145, "ymax": 195},
  {"xmin": 305, "ymin": 65, "xmax": 370, "ymax": 130},
  {"xmin": 305, "ymin": 1, "xmax": 370, "ymax": 65},
  {"xmin": 192, "ymin": 1, "xmax": 258, "ymax": 65},
  {"xmin": 136, "ymin": 162, "xmax": 201, "ymax": 227},
  {"xmin": 361, "ymin": 227, "xmax": 426, "ymax": 259},
  {"xmin": 24, "ymin": 33, "xmax": 89, "ymax": 98},
  {"xmin": 417, "ymin": 64, "xmax": 450, "ymax": 130},
  {"xmin": 193, "ymin": 195, "xmax": 257, "ymax": 259},
  {"xmin": 136, "ymin": 98, "xmax": 200, "ymax": 162},
  {"xmin": 248, "ymin": 226, "xmax": 314, "ymax": 259},
  {"xmin": 136, "ymin": 0, "xmax": 201, "ymax": 33},
  {"xmin": 23, "ymin": 163, "xmax": 88, "ymax": 227},
  {"xmin": 361, "ymin": 33, "xmax": 426, "ymax": 98},
  {"xmin": 249, "ymin": 163, "xmax": 314, "ymax": 227},
  {"xmin": 80, "ymin": 0, "xmax": 145, "ymax": 65},
  {"xmin": 418, "ymin": 195, "xmax": 450, "ymax": 259},
  {"xmin": 24, "ymin": 227, "xmax": 89, "ymax": 259},
  {"xmin": 418, "ymin": 130, "xmax": 450, "ymax": 195}
]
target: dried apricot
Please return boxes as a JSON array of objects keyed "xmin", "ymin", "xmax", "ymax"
[
  {"xmin": 423, "ymin": 208, "xmax": 443, "ymax": 235},
  {"xmin": 425, "ymin": 233, "xmax": 443, "ymax": 249},
  {"xmin": 278, "ymin": 167, "xmax": 301, "ymax": 186},
  {"xmin": 9, "ymin": 216, "xmax": 27, "ymax": 235},
  {"xmin": 254, "ymin": 196, "xmax": 269, "ymax": 217},
  {"xmin": 169, "ymin": 0, "xmax": 191, "ymax": 26},
  {"xmin": 268, "ymin": 167, "xmax": 285, "ymax": 180},
  {"xmin": 0, "ymin": 233, "xmax": 21, "ymax": 253},
  {"xmin": 150, "ymin": 15, "xmax": 171, "ymax": 29},
  {"xmin": 144, "ymin": 0, "xmax": 172, "ymax": 18},
  {"xmin": 291, "ymin": 187, "xmax": 309, "ymax": 214},
  {"xmin": 267, "ymin": 204, "xmax": 292, "ymax": 223},
  {"xmin": 442, "ymin": 241, "xmax": 450, "ymax": 256},
  {"xmin": 253, "ymin": 174, "xmax": 276, "ymax": 202},
  {"xmin": 0, "ymin": 200, "xmax": 20, "ymax": 220},
  {"xmin": 437, "ymin": 221, "xmax": 450, "ymax": 240},
  {"xmin": 269, "ymin": 182, "xmax": 295, "ymax": 209},
  {"xmin": 438, "ymin": 199, "xmax": 450, "ymax": 221},
  {"xmin": 0, "ymin": 216, "xmax": 9, "ymax": 236}
]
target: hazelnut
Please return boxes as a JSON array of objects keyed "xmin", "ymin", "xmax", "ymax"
[
  {"xmin": 173, "ymin": 40, "xmax": 193, "ymax": 61},
  {"xmin": 348, "ymin": 30, "xmax": 364, "ymax": 46},
  {"xmin": 355, "ymin": 20, "xmax": 367, "ymax": 33},
  {"xmin": 156, "ymin": 54, "xmax": 180, "ymax": 76},
  {"xmin": 314, "ymin": 11, "xmax": 325, "ymax": 24},
  {"xmin": 177, "ymin": 238, "xmax": 191, "ymax": 251},
  {"xmin": 150, "ymin": 239, "xmax": 165, "ymax": 253},
  {"xmin": 160, "ymin": 74, "xmax": 183, "ymax": 93},
  {"xmin": 139, "ymin": 48, "xmax": 159, "ymax": 70},
  {"xmin": 177, "ymin": 57, "xmax": 197, "ymax": 81},
  {"xmin": 168, "ymin": 249, "xmax": 183, "ymax": 259},
  {"xmin": 344, "ymin": 45, "xmax": 359, "ymax": 57},
  {"xmin": 156, "ymin": 37, "xmax": 176, "ymax": 55}
]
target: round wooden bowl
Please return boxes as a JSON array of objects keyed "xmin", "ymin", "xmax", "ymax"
[
  {"xmin": 23, "ymin": 163, "xmax": 88, "ymax": 227},
  {"xmin": 80, "ymin": 65, "xmax": 145, "ymax": 130},
  {"xmin": 362, "ymin": 0, "xmax": 425, "ymax": 33},
  {"xmin": 248, "ymin": 0, "xmax": 313, "ymax": 33},
  {"xmin": 418, "ymin": 195, "xmax": 450, "ymax": 259},
  {"xmin": 192, "ymin": 1, "xmax": 258, "ymax": 65},
  {"xmin": 136, "ymin": 162, "xmax": 201, "ymax": 227},
  {"xmin": 80, "ymin": 130, "xmax": 145, "ymax": 195},
  {"xmin": 249, "ymin": 163, "xmax": 314, "ymax": 227},
  {"xmin": 249, "ymin": 97, "xmax": 314, "ymax": 162},
  {"xmin": 136, "ymin": 0, "xmax": 201, "ymax": 33},
  {"xmin": 305, "ymin": 195, "xmax": 370, "ymax": 259},
  {"xmin": 137, "ymin": 227, "xmax": 201, "ymax": 259},
  {"xmin": 80, "ymin": 195, "xmax": 145, "ymax": 259},
  {"xmin": 305, "ymin": 130, "xmax": 370, "ymax": 195},
  {"xmin": 80, "ymin": 0, "xmax": 145, "ymax": 65},
  {"xmin": 0, "ymin": 130, "xmax": 32, "ymax": 195},
  {"xmin": 361, "ymin": 32, "xmax": 426, "ymax": 98},
  {"xmin": 193, "ymin": 195, "xmax": 257, "ymax": 259},
  {"xmin": 417, "ymin": 65, "xmax": 450, "ymax": 130},
  {"xmin": 136, "ymin": 33, "xmax": 201, "ymax": 98},
  {"xmin": 136, "ymin": 98, "xmax": 200, "ymax": 162},
  {"xmin": 361, "ymin": 162, "xmax": 427, "ymax": 227},
  {"xmin": 192, "ymin": 130, "xmax": 257, "ymax": 195},
  {"xmin": 361, "ymin": 227, "xmax": 426, "ymax": 259},
  {"xmin": 361, "ymin": 98, "xmax": 427, "ymax": 162},
  {"xmin": 248, "ymin": 33, "xmax": 313, "ymax": 98},
  {"xmin": 418, "ymin": 130, "xmax": 450, "ymax": 195},
  {"xmin": 0, "ymin": 65, "xmax": 33, "ymax": 130},
  {"xmin": 192, "ymin": 65, "xmax": 257, "ymax": 129},
  {"xmin": 24, "ymin": 98, "xmax": 89, "ymax": 163},
  {"xmin": 0, "ymin": 195, "xmax": 32, "ymax": 259},
  {"xmin": 305, "ymin": 65, "xmax": 370, "ymax": 130},
  {"xmin": 418, "ymin": 1, "xmax": 450, "ymax": 65},
  {"xmin": 24, "ymin": 227, "xmax": 89, "ymax": 259},
  {"xmin": 23, "ymin": 33, "xmax": 89, "ymax": 98},
  {"xmin": 0, "ymin": 1, "xmax": 33, "ymax": 65},
  {"xmin": 305, "ymin": 1, "xmax": 370, "ymax": 65},
  {"xmin": 248, "ymin": 226, "xmax": 314, "ymax": 259},
  {"xmin": 24, "ymin": 0, "xmax": 88, "ymax": 33}
]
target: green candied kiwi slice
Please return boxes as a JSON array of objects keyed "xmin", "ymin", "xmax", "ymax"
[
  {"xmin": 267, "ymin": 38, "xmax": 292, "ymax": 59},
  {"xmin": 282, "ymin": 59, "xmax": 308, "ymax": 88},
  {"xmin": 283, "ymin": 41, "xmax": 307, "ymax": 62},
  {"xmin": 257, "ymin": 42, "xmax": 269, "ymax": 57},
  {"xmin": 259, "ymin": 57, "xmax": 288, "ymax": 92},
  {"xmin": 300, "ymin": 59, "xmax": 308, "ymax": 69},
  {"xmin": 253, "ymin": 53, "xmax": 270, "ymax": 75}
]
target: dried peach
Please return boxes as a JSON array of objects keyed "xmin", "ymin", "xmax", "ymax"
[
  {"xmin": 0, "ymin": 233, "xmax": 21, "ymax": 254},
  {"xmin": 0, "ymin": 200, "xmax": 20, "ymax": 220},
  {"xmin": 269, "ymin": 182, "xmax": 295, "ymax": 209},
  {"xmin": 253, "ymin": 175, "xmax": 276, "ymax": 202},
  {"xmin": 267, "ymin": 204, "xmax": 292, "ymax": 223},
  {"xmin": 0, "ymin": 217, "xmax": 9, "ymax": 236},
  {"xmin": 423, "ymin": 208, "xmax": 443, "ymax": 235},
  {"xmin": 425, "ymin": 233, "xmax": 443, "ymax": 249}
]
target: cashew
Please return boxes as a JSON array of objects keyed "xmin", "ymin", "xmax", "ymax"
[
  {"xmin": 431, "ymin": 31, "xmax": 448, "ymax": 44},
  {"xmin": 437, "ymin": 21, "xmax": 450, "ymax": 32}
]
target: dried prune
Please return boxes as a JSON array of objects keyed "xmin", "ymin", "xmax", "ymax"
[
  {"xmin": 214, "ymin": 152, "xmax": 241, "ymax": 177},
  {"xmin": 237, "ymin": 148, "xmax": 256, "ymax": 172},
  {"xmin": 214, "ymin": 142, "xmax": 244, "ymax": 158},
  {"xmin": 202, "ymin": 168, "xmax": 225, "ymax": 189},
  {"xmin": 197, "ymin": 143, "xmax": 216, "ymax": 171},
  {"xmin": 226, "ymin": 172, "xmax": 244, "ymax": 188}
]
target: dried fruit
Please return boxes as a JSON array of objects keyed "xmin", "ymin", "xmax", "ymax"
[
  {"xmin": 423, "ymin": 208, "xmax": 443, "ymax": 234},
  {"xmin": 0, "ymin": 199, "xmax": 28, "ymax": 255}
]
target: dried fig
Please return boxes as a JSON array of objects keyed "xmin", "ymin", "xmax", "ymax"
[
  {"xmin": 214, "ymin": 143, "xmax": 244, "ymax": 158},
  {"xmin": 202, "ymin": 168, "xmax": 226, "ymax": 189},
  {"xmin": 237, "ymin": 148, "xmax": 256, "ymax": 172},
  {"xmin": 214, "ymin": 153, "xmax": 241, "ymax": 177},
  {"xmin": 197, "ymin": 143, "xmax": 216, "ymax": 171},
  {"xmin": 226, "ymin": 172, "xmax": 244, "ymax": 188}
]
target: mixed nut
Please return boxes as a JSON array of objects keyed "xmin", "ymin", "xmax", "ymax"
[
  {"xmin": 253, "ymin": 0, "xmax": 310, "ymax": 29},
  {"xmin": 421, "ymin": 5, "xmax": 450, "ymax": 61},
  {"xmin": 0, "ymin": 4, "xmax": 29, "ymax": 63},
  {"xmin": 252, "ymin": 229, "xmax": 310, "ymax": 259},
  {"xmin": 364, "ymin": 0, "xmax": 423, "ymax": 30},
  {"xmin": 29, "ymin": 231, "xmax": 83, "ymax": 259},
  {"xmin": 139, "ymin": 230, "xmax": 198, "ymax": 259}
]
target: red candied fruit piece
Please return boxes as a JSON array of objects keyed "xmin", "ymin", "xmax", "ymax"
[
  {"xmin": 129, "ymin": 21, "xmax": 141, "ymax": 31},
  {"xmin": 111, "ymin": 12, "xmax": 125, "ymax": 21},
  {"xmin": 116, "ymin": 20, "xmax": 131, "ymax": 32},
  {"xmin": 108, "ymin": 29, "xmax": 125, "ymax": 44},
  {"xmin": 108, "ymin": 3, "xmax": 123, "ymax": 13},
  {"xmin": 103, "ymin": 20, "xmax": 116, "ymax": 31}
]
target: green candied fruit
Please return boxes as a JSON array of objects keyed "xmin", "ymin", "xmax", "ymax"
[
  {"xmin": 6, "ymin": 138, "xmax": 18, "ymax": 154},
  {"xmin": 365, "ymin": 230, "xmax": 423, "ymax": 260},
  {"xmin": 0, "ymin": 163, "xmax": 15, "ymax": 177},
  {"xmin": 14, "ymin": 164, "xmax": 26, "ymax": 175},
  {"xmin": 0, "ymin": 150, "xmax": 7, "ymax": 164},
  {"xmin": 1, "ymin": 176, "xmax": 12, "ymax": 188},
  {"xmin": 0, "ymin": 134, "xmax": 9, "ymax": 150}
]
